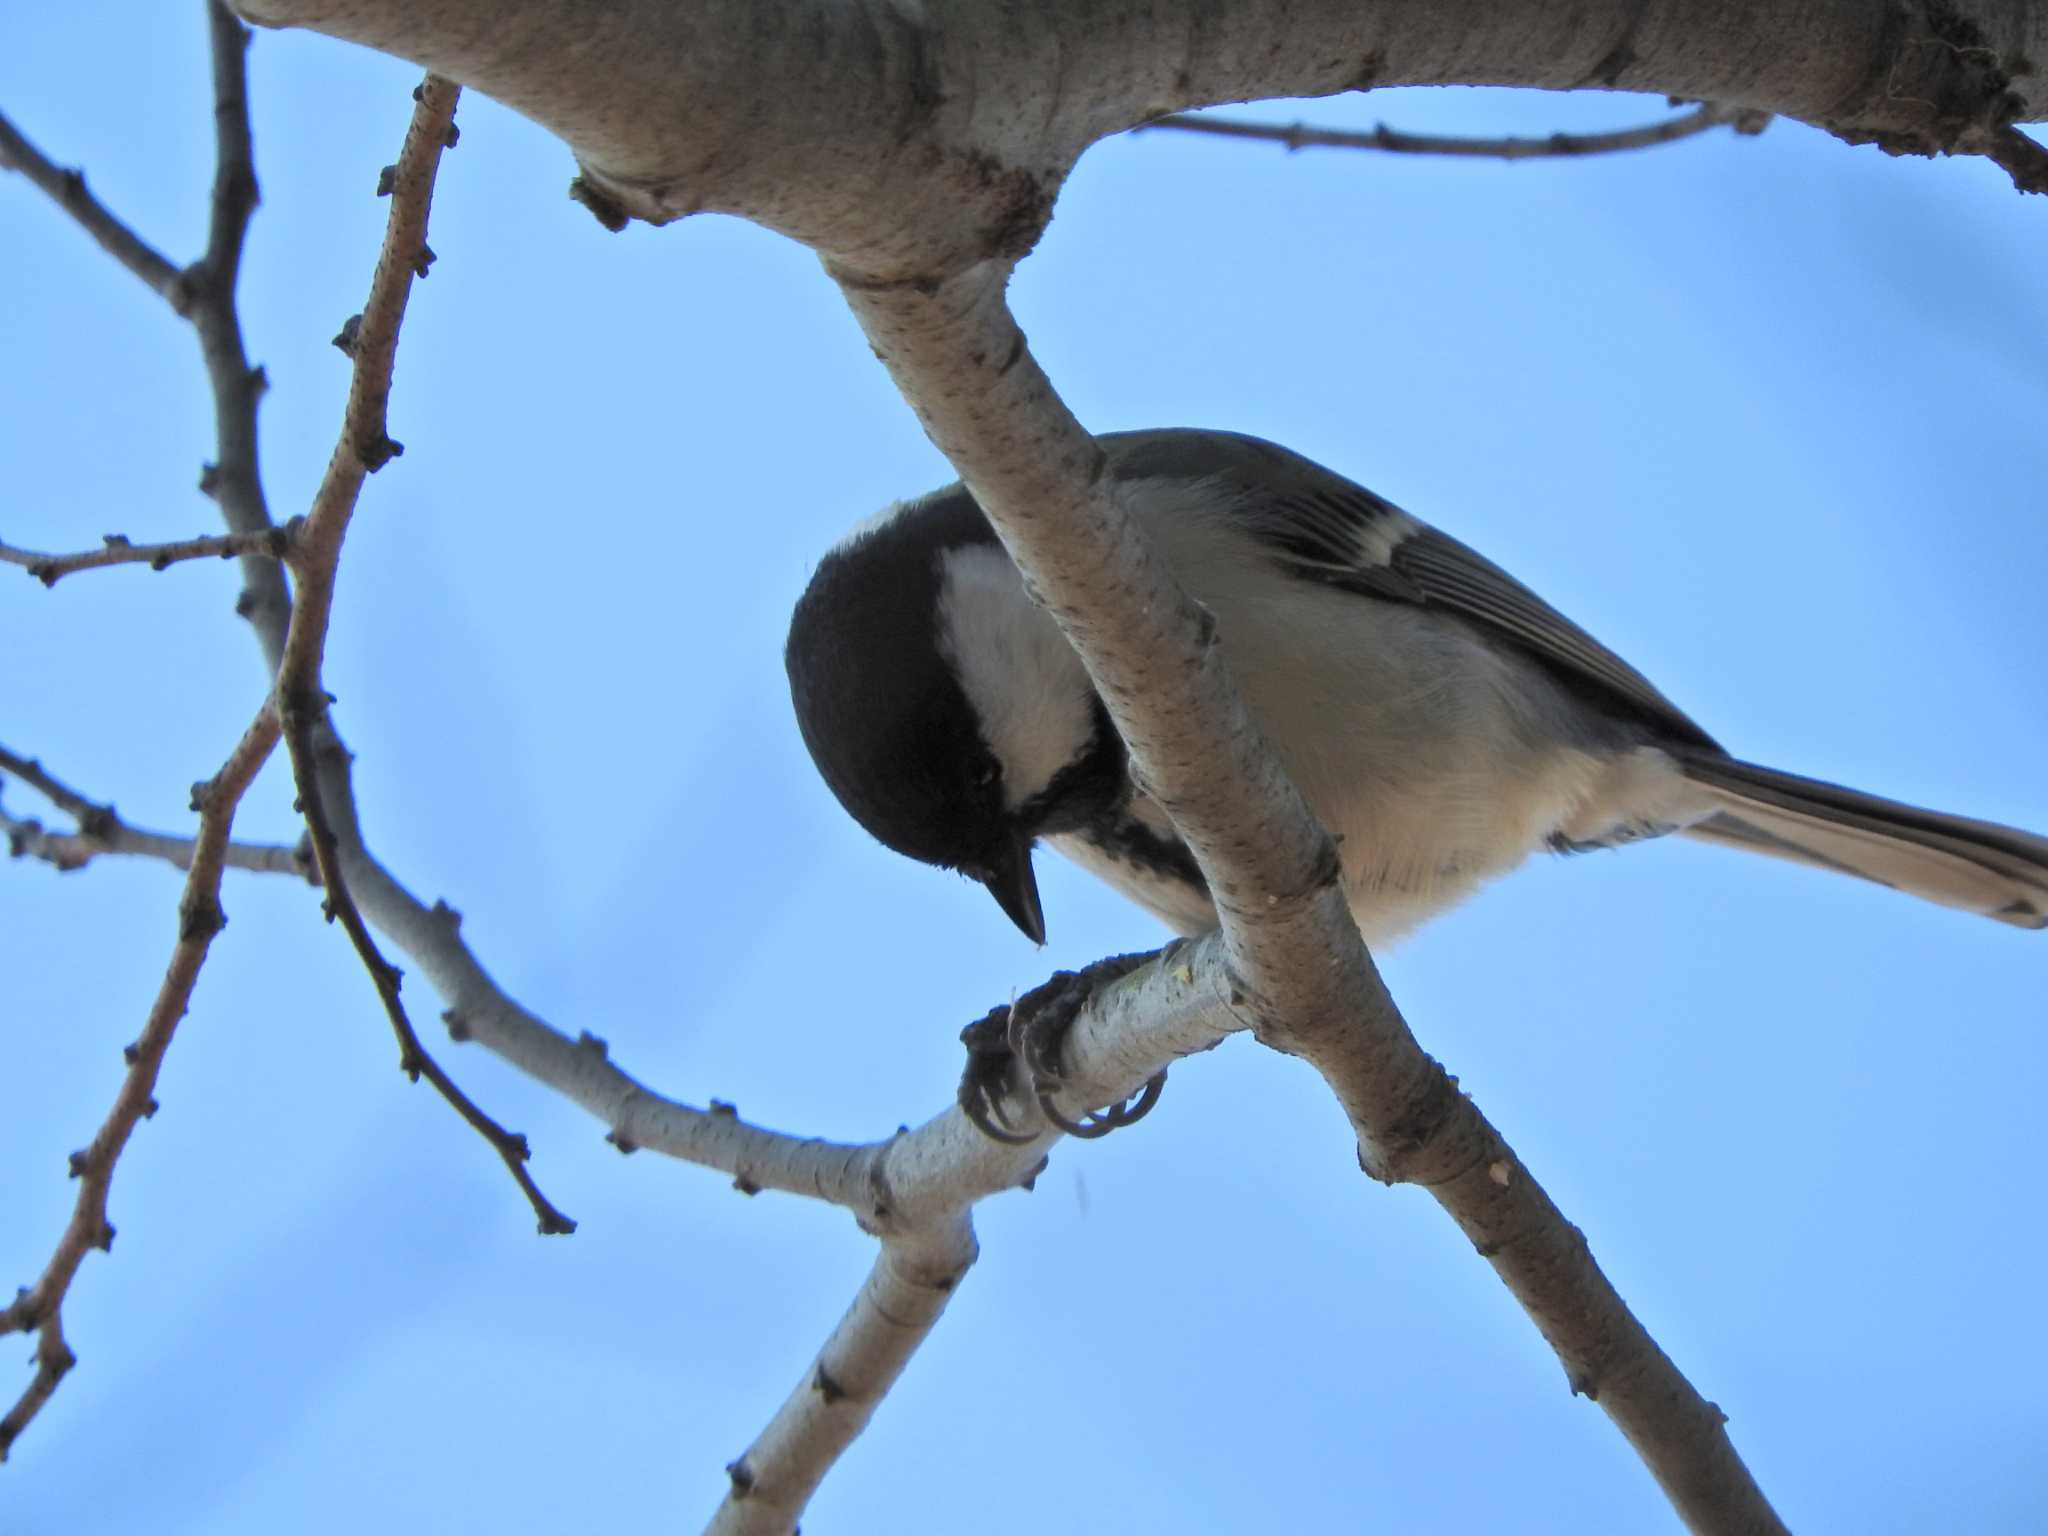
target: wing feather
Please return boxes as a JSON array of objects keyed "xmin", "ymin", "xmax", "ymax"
[{"xmin": 1103, "ymin": 429, "xmax": 1719, "ymax": 750}]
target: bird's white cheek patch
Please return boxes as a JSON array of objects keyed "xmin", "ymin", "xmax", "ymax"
[{"xmin": 936, "ymin": 544, "xmax": 1097, "ymax": 809}]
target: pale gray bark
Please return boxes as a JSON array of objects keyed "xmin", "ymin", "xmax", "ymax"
[
  {"xmin": 232, "ymin": 0, "xmax": 2048, "ymax": 275},
  {"xmin": 178, "ymin": 2, "xmax": 2046, "ymax": 1530}
]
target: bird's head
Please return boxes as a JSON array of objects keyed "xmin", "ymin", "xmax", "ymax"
[{"xmin": 785, "ymin": 486, "xmax": 1118, "ymax": 945}]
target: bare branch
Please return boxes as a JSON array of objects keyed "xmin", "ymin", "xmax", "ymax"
[
  {"xmin": 710, "ymin": 1222, "xmax": 979, "ymax": 1536},
  {"xmin": 0, "ymin": 702, "xmax": 281, "ymax": 1459},
  {"xmin": 194, "ymin": 0, "xmax": 294, "ymax": 674},
  {"xmin": 0, "ymin": 743, "xmax": 309, "ymax": 879},
  {"xmin": 0, "ymin": 521, "xmax": 300, "ymax": 587},
  {"xmin": 228, "ymin": 0, "xmax": 2048, "ymax": 249},
  {"xmin": 0, "ymin": 109, "xmax": 187, "ymax": 307},
  {"xmin": 253, "ymin": 73, "xmax": 571, "ymax": 1236},
  {"xmin": 1, "ymin": 4, "xmax": 292, "ymax": 664},
  {"xmin": 1138, "ymin": 102, "xmax": 1770, "ymax": 159},
  {"xmin": 837, "ymin": 266, "xmax": 1788, "ymax": 1536},
  {"xmin": 0, "ymin": 744, "xmax": 133, "ymax": 828}
]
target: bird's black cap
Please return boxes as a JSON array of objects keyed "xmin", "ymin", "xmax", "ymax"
[{"xmin": 786, "ymin": 488, "xmax": 1046, "ymax": 942}]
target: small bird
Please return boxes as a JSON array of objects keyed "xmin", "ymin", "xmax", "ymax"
[{"xmin": 786, "ymin": 429, "xmax": 2048, "ymax": 954}]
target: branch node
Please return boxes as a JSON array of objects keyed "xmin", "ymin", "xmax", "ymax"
[
  {"xmin": 331, "ymin": 313, "xmax": 363, "ymax": 356},
  {"xmin": 605, "ymin": 1130, "xmax": 639, "ymax": 1156},
  {"xmin": 375, "ymin": 164, "xmax": 397, "ymax": 197},
  {"xmin": 357, "ymin": 434, "xmax": 403, "ymax": 472},
  {"xmin": 575, "ymin": 1029, "xmax": 607, "ymax": 1058},
  {"xmin": 442, "ymin": 1008, "xmax": 470, "ymax": 1042},
  {"xmin": 813, "ymin": 1364, "xmax": 847, "ymax": 1404},
  {"xmin": 178, "ymin": 894, "xmax": 226, "ymax": 943},
  {"xmin": 733, "ymin": 1172, "xmax": 761, "ymax": 1196},
  {"xmin": 567, "ymin": 174, "xmax": 630, "ymax": 232},
  {"xmin": 725, "ymin": 1457, "xmax": 756, "ymax": 1496}
]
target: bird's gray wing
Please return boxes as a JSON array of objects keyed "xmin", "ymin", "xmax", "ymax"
[{"xmin": 1102, "ymin": 429, "xmax": 1720, "ymax": 751}]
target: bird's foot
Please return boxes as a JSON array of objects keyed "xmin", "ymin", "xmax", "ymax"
[{"xmin": 957, "ymin": 952, "xmax": 1166, "ymax": 1143}]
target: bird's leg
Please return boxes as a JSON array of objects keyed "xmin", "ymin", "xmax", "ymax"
[{"xmin": 957, "ymin": 952, "xmax": 1167, "ymax": 1142}]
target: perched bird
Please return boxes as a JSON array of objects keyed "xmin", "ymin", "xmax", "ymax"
[{"xmin": 786, "ymin": 429, "xmax": 2048, "ymax": 954}]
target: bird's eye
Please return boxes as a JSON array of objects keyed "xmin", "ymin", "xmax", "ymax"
[{"xmin": 972, "ymin": 760, "xmax": 1001, "ymax": 790}]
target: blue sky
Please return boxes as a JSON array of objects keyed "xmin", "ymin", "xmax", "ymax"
[{"xmin": 5, "ymin": 8, "xmax": 2045, "ymax": 1533}]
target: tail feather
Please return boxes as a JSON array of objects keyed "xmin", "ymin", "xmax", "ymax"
[{"xmin": 1674, "ymin": 753, "xmax": 2048, "ymax": 930}]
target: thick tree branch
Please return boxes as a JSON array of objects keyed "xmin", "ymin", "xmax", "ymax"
[
  {"xmin": 838, "ymin": 262, "xmax": 1787, "ymax": 1535},
  {"xmin": 1141, "ymin": 101, "xmax": 1771, "ymax": 158},
  {"xmin": 0, "ymin": 522, "xmax": 300, "ymax": 586},
  {"xmin": 230, "ymin": 0, "xmax": 2047, "ymax": 272},
  {"xmin": 15, "ymin": 0, "xmax": 2017, "ymax": 1520},
  {"xmin": 0, "ymin": 702, "xmax": 281, "ymax": 1459},
  {"xmin": 0, "ymin": 743, "xmax": 311, "ymax": 879}
]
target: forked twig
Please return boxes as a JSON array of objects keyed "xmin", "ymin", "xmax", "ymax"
[
  {"xmin": 0, "ymin": 743, "xmax": 310, "ymax": 878},
  {"xmin": 267, "ymin": 73, "xmax": 573, "ymax": 1237}
]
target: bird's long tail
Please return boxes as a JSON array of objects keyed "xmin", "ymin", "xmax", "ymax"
[{"xmin": 1673, "ymin": 752, "xmax": 2048, "ymax": 930}]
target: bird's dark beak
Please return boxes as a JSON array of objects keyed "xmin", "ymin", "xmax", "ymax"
[{"xmin": 979, "ymin": 831, "xmax": 1046, "ymax": 945}]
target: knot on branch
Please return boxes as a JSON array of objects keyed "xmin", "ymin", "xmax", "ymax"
[
  {"xmin": 1834, "ymin": 3, "xmax": 2032, "ymax": 161},
  {"xmin": 178, "ymin": 893, "xmax": 226, "ymax": 943},
  {"xmin": 355, "ymin": 433, "xmax": 403, "ymax": 472},
  {"xmin": 567, "ymin": 175, "xmax": 629, "ymax": 232},
  {"xmin": 1355, "ymin": 1062, "xmax": 1467, "ymax": 1186}
]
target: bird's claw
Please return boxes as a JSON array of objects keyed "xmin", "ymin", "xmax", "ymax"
[
  {"xmin": 959, "ymin": 1007, "xmax": 1038, "ymax": 1144},
  {"xmin": 956, "ymin": 952, "xmax": 1166, "ymax": 1144}
]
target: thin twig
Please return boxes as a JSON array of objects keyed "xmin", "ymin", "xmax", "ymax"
[
  {"xmin": 0, "ymin": 743, "xmax": 310, "ymax": 878},
  {"xmin": 266, "ymin": 73, "xmax": 571, "ymax": 1236},
  {"xmin": 1138, "ymin": 102, "xmax": 1769, "ymax": 159},
  {"xmin": 0, "ymin": 702, "xmax": 281, "ymax": 1459},
  {"xmin": 0, "ymin": 521, "xmax": 300, "ymax": 587},
  {"xmin": 193, "ymin": 0, "xmax": 295, "ymax": 673},
  {"xmin": 0, "ymin": 110, "xmax": 188, "ymax": 306},
  {"xmin": 0, "ymin": 4, "xmax": 293, "ymax": 664}
]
